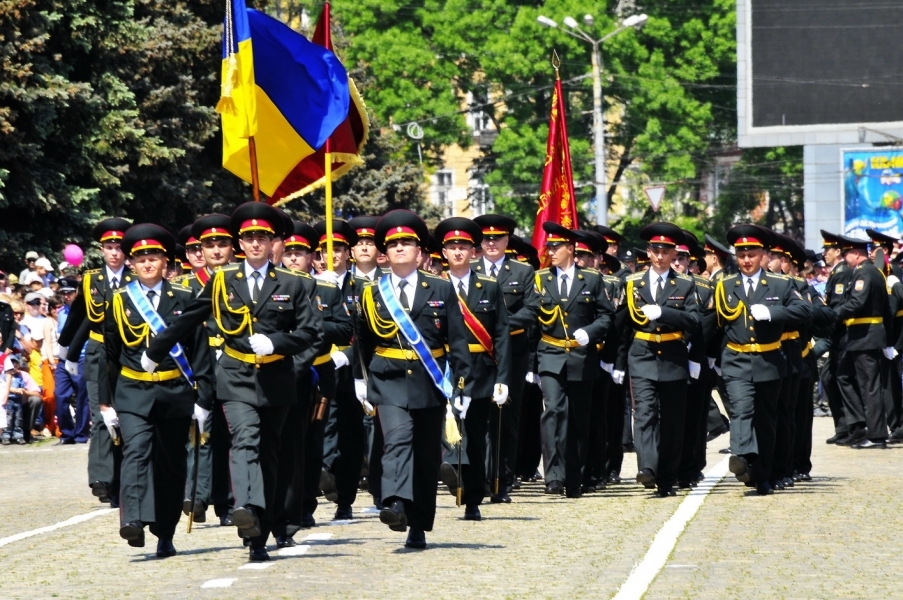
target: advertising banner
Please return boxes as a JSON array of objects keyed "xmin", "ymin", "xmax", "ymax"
[{"xmin": 843, "ymin": 148, "xmax": 903, "ymax": 238}]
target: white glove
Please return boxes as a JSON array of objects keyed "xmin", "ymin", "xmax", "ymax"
[
  {"xmin": 887, "ymin": 275, "xmax": 900, "ymax": 287},
  {"xmin": 573, "ymin": 328, "xmax": 589, "ymax": 347},
  {"xmin": 641, "ymin": 304, "xmax": 662, "ymax": 320},
  {"xmin": 331, "ymin": 350, "xmax": 349, "ymax": 369},
  {"xmin": 707, "ymin": 357, "xmax": 716, "ymax": 369},
  {"xmin": 249, "ymin": 334, "xmax": 274, "ymax": 356},
  {"xmin": 750, "ymin": 304, "xmax": 771, "ymax": 321},
  {"xmin": 492, "ymin": 383, "xmax": 509, "ymax": 406},
  {"xmin": 141, "ymin": 351, "xmax": 158, "ymax": 374},
  {"xmin": 883, "ymin": 347, "xmax": 898, "ymax": 360},
  {"xmin": 454, "ymin": 395, "xmax": 472, "ymax": 419},
  {"xmin": 57, "ymin": 345, "xmax": 68, "ymax": 361},
  {"xmin": 688, "ymin": 361, "xmax": 701, "ymax": 379},
  {"xmin": 714, "ymin": 365, "xmax": 722, "ymax": 376},
  {"xmin": 193, "ymin": 404, "xmax": 210, "ymax": 436},
  {"xmin": 100, "ymin": 407, "xmax": 119, "ymax": 438},
  {"xmin": 611, "ymin": 370, "xmax": 625, "ymax": 385},
  {"xmin": 65, "ymin": 360, "xmax": 80, "ymax": 377},
  {"xmin": 600, "ymin": 361, "xmax": 613, "ymax": 373},
  {"xmin": 525, "ymin": 371, "xmax": 536, "ymax": 384},
  {"xmin": 355, "ymin": 379, "xmax": 368, "ymax": 403},
  {"xmin": 314, "ymin": 270, "xmax": 340, "ymax": 286}
]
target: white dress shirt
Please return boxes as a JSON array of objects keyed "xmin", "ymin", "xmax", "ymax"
[
  {"xmin": 648, "ymin": 267, "xmax": 670, "ymax": 299},
  {"xmin": 389, "ymin": 270, "xmax": 419, "ymax": 307},
  {"xmin": 244, "ymin": 261, "xmax": 270, "ymax": 298},
  {"xmin": 138, "ymin": 280, "xmax": 164, "ymax": 310},
  {"xmin": 557, "ymin": 264, "xmax": 576, "ymax": 297},
  {"xmin": 482, "ymin": 256, "xmax": 505, "ymax": 278},
  {"xmin": 106, "ymin": 265, "xmax": 125, "ymax": 288},
  {"xmin": 358, "ymin": 267, "xmax": 380, "ymax": 281},
  {"xmin": 449, "ymin": 272, "xmax": 469, "ymax": 298},
  {"xmin": 742, "ymin": 269, "xmax": 763, "ymax": 295}
]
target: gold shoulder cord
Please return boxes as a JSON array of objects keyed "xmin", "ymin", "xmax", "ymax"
[
  {"xmin": 212, "ymin": 269, "xmax": 252, "ymax": 336},
  {"xmin": 714, "ymin": 279, "xmax": 745, "ymax": 326},
  {"xmin": 112, "ymin": 293, "xmax": 149, "ymax": 347},
  {"xmin": 84, "ymin": 273, "xmax": 106, "ymax": 324},
  {"xmin": 361, "ymin": 285, "xmax": 399, "ymax": 339},
  {"xmin": 534, "ymin": 273, "xmax": 570, "ymax": 339},
  {"xmin": 625, "ymin": 279, "xmax": 649, "ymax": 326}
]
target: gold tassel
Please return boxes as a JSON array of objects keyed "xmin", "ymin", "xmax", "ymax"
[
  {"xmin": 445, "ymin": 403, "xmax": 462, "ymax": 446},
  {"xmin": 215, "ymin": 55, "xmax": 240, "ymax": 115}
]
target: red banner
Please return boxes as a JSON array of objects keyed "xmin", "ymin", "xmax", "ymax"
[{"xmin": 531, "ymin": 76, "xmax": 579, "ymax": 265}]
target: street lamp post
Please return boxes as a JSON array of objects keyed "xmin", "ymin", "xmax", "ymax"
[{"xmin": 538, "ymin": 13, "xmax": 647, "ymax": 226}]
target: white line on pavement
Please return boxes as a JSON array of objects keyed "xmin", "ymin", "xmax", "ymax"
[
  {"xmin": 277, "ymin": 544, "xmax": 311, "ymax": 557},
  {"xmin": 302, "ymin": 533, "xmax": 333, "ymax": 541},
  {"xmin": 238, "ymin": 563, "xmax": 273, "ymax": 570},
  {"xmin": 201, "ymin": 578, "xmax": 236, "ymax": 588},
  {"xmin": 611, "ymin": 456, "xmax": 730, "ymax": 600},
  {"xmin": 0, "ymin": 508, "xmax": 116, "ymax": 549}
]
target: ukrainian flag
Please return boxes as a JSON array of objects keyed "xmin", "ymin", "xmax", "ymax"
[{"xmin": 217, "ymin": 0, "xmax": 350, "ymax": 197}]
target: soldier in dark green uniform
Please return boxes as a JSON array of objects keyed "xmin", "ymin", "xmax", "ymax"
[
  {"xmin": 820, "ymin": 231, "xmax": 854, "ymax": 444},
  {"xmin": 142, "ymin": 202, "xmax": 324, "ymax": 561},
  {"xmin": 718, "ymin": 226, "xmax": 811, "ymax": 495},
  {"xmin": 834, "ymin": 235, "xmax": 893, "ymax": 448},
  {"xmin": 58, "ymin": 217, "xmax": 133, "ymax": 507},
  {"xmin": 619, "ymin": 223, "xmax": 702, "ymax": 497},
  {"xmin": 703, "ymin": 235, "xmax": 732, "ymax": 444},
  {"xmin": 434, "ymin": 217, "xmax": 510, "ymax": 520},
  {"xmin": 534, "ymin": 223, "xmax": 613, "ymax": 498},
  {"xmin": 353, "ymin": 210, "xmax": 473, "ymax": 549},
  {"xmin": 105, "ymin": 225, "xmax": 215, "ymax": 557}
]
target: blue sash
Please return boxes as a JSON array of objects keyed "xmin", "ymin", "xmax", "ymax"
[
  {"xmin": 125, "ymin": 281, "xmax": 196, "ymax": 388},
  {"xmin": 378, "ymin": 275, "xmax": 453, "ymax": 399}
]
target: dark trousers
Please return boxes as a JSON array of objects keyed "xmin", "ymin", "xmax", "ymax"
[
  {"xmin": 379, "ymin": 404, "xmax": 444, "ymax": 531},
  {"xmin": 585, "ymin": 372, "xmax": 609, "ymax": 483},
  {"xmin": 489, "ymin": 352, "xmax": 528, "ymax": 490},
  {"xmin": 118, "ymin": 410, "xmax": 191, "ymax": 541},
  {"xmin": 515, "ymin": 381, "xmax": 543, "ymax": 478},
  {"xmin": 724, "ymin": 377, "xmax": 781, "ymax": 483},
  {"xmin": 681, "ymin": 368, "xmax": 712, "ymax": 481},
  {"xmin": 368, "ymin": 411, "xmax": 384, "ymax": 506},
  {"xmin": 86, "ymin": 377, "xmax": 121, "ymax": 493},
  {"xmin": 822, "ymin": 351, "xmax": 849, "ymax": 435},
  {"xmin": 838, "ymin": 349, "xmax": 887, "ymax": 439},
  {"xmin": 55, "ymin": 357, "xmax": 89, "ymax": 442},
  {"xmin": 884, "ymin": 357, "xmax": 902, "ymax": 432},
  {"xmin": 184, "ymin": 400, "xmax": 233, "ymax": 514},
  {"xmin": 603, "ymin": 379, "xmax": 626, "ymax": 476},
  {"xmin": 274, "ymin": 380, "xmax": 310, "ymax": 537},
  {"xmin": 331, "ymin": 386, "xmax": 365, "ymax": 506},
  {"xmin": 794, "ymin": 376, "xmax": 814, "ymax": 475},
  {"xmin": 773, "ymin": 372, "xmax": 800, "ymax": 480},
  {"xmin": 539, "ymin": 374, "xmax": 593, "ymax": 492},
  {"xmin": 631, "ymin": 377, "xmax": 687, "ymax": 487},
  {"xmin": 706, "ymin": 393, "xmax": 729, "ymax": 435},
  {"xmin": 461, "ymin": 397, "xmax": 492, "ymax": 505},
  {"xmin": 222, "ymin": 401, "xmax": 289, "ymax": 546}
]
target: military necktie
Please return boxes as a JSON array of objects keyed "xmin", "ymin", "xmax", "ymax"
[
  {"xmin": 111, "ymin": 276, "xmax": 119, "ymax": 290},
  {"xmin": 458, "ymin": 280, "xmax": 467, "ymax": 302},
  {"xmin": 397, "ymin": 279, "xmax": 410, "ymax": 310},
  {"xmin": 146, "ymin": 289, "xmax": 156, "ymax": 310},
  {"xmin": 490, "ymin": 264, "xmax": 498, "ymax": 278},
  {"xmin": 656, "ymin": 275, "xmax": 665, "ymax": 303},
  {"xmin": 746, "ymin": 277, "xmax": 754, "ymax": 299},
  {"xmin": 251, "ymin": 271, "xmax": 261, "ymax": 304},
  {"xmin": 560, "ymin": 274, "xmax": 569, "ymax": 299}
]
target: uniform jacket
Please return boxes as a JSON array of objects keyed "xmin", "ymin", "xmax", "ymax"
[
  {"xmin": 457, "ymin": 271, "xmax": 510, "ymax": 399},
  {"xmin": 145, "ymin": 262, "xmax": 324, "ymax": 407},
  {"xmin": 534, "ymin": 265, "xmax": 613, "ymax": 381},
  {"xmin": 598, "ymin": 275, "xmax": 627, "ymax": 371},
  {"xmin": 472, "ymin": 257, "xmax": 539, "ymax": 358},
  {"xmin": 836, "ymin": 259, "xmax": 890, "ymax": 352},
  {"xmin": 354, "ymin": 270, "xmax": 473, "ymax": 408},
  {"xmin": 105, "ymin": 280, "xmax": 215, "ymax": 417},
  {"xmin": 619, "ymin": 268, "xmax": 702, "ymax": 382},
  {"xmin": 715, "ymin": 271, "xmax": 812, "ymax": 382},
  {"xmin": 307, "ymin": 278, "xmax": 353, "ymax": 400}
]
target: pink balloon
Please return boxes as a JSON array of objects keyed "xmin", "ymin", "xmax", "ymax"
[{"xmin": 63, "ymin": 244, "xmax": 84, "ymax": 267}]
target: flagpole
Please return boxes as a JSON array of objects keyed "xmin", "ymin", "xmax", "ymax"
[
  {"xmin": 249, "ymin": 136, "xmax": 261, "ymax": 202},
  {"xmin": 322, "ymin": 1, "xmax": 334, "ymax": 271}
]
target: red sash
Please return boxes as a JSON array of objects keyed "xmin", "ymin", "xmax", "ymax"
[
  {"xmin": 195, "ymin": 268, "xmax": 211, "ymax": 286},
  {"xmin": 458, "ymin": 297, "xmax": 495, "ymax": 361}
]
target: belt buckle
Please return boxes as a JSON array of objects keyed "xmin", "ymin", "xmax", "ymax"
[
  {"xmin": 255, "ymin": 355, "xmax": 264, "ymax": 365},
  {"xmin": 751, "ymin": 344, "xmax": 759, "ymax": 352},
  {"xmin": 404, "ymin": 349, "xmax": 415, "ymax": 361},
  {"xmin": 654, "ymin": 334, "xmax": 662, "ymax": 343},
  {"xmin": 152, "ymin": 372, "xmax": 160, "ymax": 382}
]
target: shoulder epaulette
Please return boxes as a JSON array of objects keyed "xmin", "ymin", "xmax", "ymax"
[
  {"xmin": 476, "ymin": 274, "xmax": 495, "ymax": 282},
  {"xmin": 363, "ymin": 278, "xmax": 378, "ymax": 287},
  {"xmin": 112, "ymin": 287, "xmax": 127, "ymax": 296},
  {"xmin": 84, "ymin": 268, "xmax": 101, "ymax": 275},
  {"xmin": 721, "ymin": 273, "xmax": 739, "ymax": 281},
  {"xmin": 316, "ymin": 280, "xmax": 338, "ymax": 288},
  {"xmin": 767, "ymin": 272, "xmax": 789, "ymax": 279},
  {"xmin": 693, "ymin": 275, "xmax": 712, "ymax": 288},
  {"xmin": 676, "ymin": 272, "xmax": 693, "ymax": 281},
  {"xmin": 603, "ymin": 274, "xmax": 621, "ymax": 283},
  {"xmin": 421, "ymin": 270, "xmax": 447, "ymax": 281},
  {"xmin": 626, "ymin": 272, "xmax": 644, "ymax": 281},
  {"xmin": 221, "ymin": 264, "xmax": 240, "ymax": 271},
  {"xmin": 171, "ymin": 285, "xmax": 194, "ymax": 294},
  {"xmin": 536, "ymin": 268, "xmax": 551, "ymax": 276},
  {"xmin": 275, "ymin": 266, "xmax": 308, "ymax": 278},
  {"xmin": 579, "ymin": 267, "xmax": 600, "ymax": 275}
]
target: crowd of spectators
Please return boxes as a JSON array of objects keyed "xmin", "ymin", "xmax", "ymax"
[{"xmin": 1, "ymin": 250, "xmax": 81, "ymax": 445}]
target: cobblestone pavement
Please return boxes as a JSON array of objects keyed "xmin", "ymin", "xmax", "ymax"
[{"xmin": 0, "ymin": 418, "xmax": 899, "ymax": 599}]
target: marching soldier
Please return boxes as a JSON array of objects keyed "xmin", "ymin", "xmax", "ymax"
[
  {"xmin": 471, "ymin": 214, "xmax": 538, "ymax": 502},
  {"xmin": 141, "ymin": 202, "xmax": 324, "ymax": 561},
  {"xmin": 105, "ymin": 225, "xmax": 214, "ymax": 557},
  {"xmin": 353, "ymin": 210, "xmax": 473, "ymax": 549},
  {"xmin": 820, "ymin": 231, "xmax": 854, "ymax": 444},
  {"xmin": 178, "ymin": 225, "xmax": 207, "ymax": 274},
  {"xmin": 534, "ymin": 223, "xmax": 613, "ymax": 498},
  {"xmin": 434, "ymin": 217, "xmax": 510, "ymax": 520},
  {"xmin": 703, "ymin": 235, "xmax": 732, "ymax": 443},
  {"xmin": 58, "ymin": 217, "xmax": 132, "ymax": 507},
  {"xmin": 718, "ymin": 226, "xmax": 811, "ymax": 495},
  {"xmin": 834, "ymin": 235, "xmax": 892, "ymax": 448},
  {"xmin": 620, "ymin": 223, "xmax": 702, "ymax": 497}
]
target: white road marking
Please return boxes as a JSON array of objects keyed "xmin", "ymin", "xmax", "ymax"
[
  {"xmin": 277, "ymin": 544, "xmax": 311, "ymax": 557},
  {"xmin": 0, "ymin": 508, "xmax": 116, "ymax": 548},
  {"xmin": 238, "ymin": 563, "xmax": 272, "ymax": 570},
  {"xmin": 324, "ymin": 519, "xmax": 353, "ymax": 526},
  {"xmin": 360, "ymin": 506, "xmax": 380, "ymax": 515},
  {"xmin": 612, "ymin": 456, "xmax": 729, "ymax": 600},
  {"xmin": 302, "ymin": 533, "xmax": 333, "ymax": 541},
  {"xmin": 201, "ymin": 578, "xmax": 236, "ymax": 588}
]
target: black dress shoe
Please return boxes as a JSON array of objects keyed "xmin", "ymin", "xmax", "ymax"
[
  {"xmin": 379, "ymin": 500, "xmax": 408, "ymax": 532},
  {"xmin": 276, "ymin": 535, "xmax": 296, "ymax": 548},
  {"xmin": 405, "ymin": 527, "xmax": 426, "ymax": 549},
  {"xmin": 232, "ymin": 506, "xmax": 261, "ymax": 538},
  {"xmin": 119, "ymin": 521, "xmax": 145, "ymax": 548},
  {"xmin": 718, "ymin": 447, "xmax": 731, "ymax": 454},
  {"xmin": 155, "ymin": 539, "xmax": 177, "ymax": 559},
  {"xmin": 838, "ymin": 428, "xmax": 867, "ymax": 446},
  {"xmin": 183, "ymin": 499, "xmax": 206, "ymax": 523},
  {"xmin": 677, "ymin": 480, "xmax": 694, "ymax": 489},
  {"xmin": 728, "ymin": 455, "xmax": 750, "ymax": 483},
  {"xmin": 56, "ymin": 438, "xmax": 75, "ymax": 445},
  {"xmin": 249, "ymin": 546, "xmax": 270, "ymax": 562},
  {"xmin": 439, "ymin": 462, "xmax": 458, "ymax": 496},
  {"xmin": 799, "ymin": 472, "xmax": 812, "ymax": 482},
  {"xmin": 636, "ymin": 469, "xmax": 656, "ymax": 489},
  {"xmin": 695, "ymin": 471, "xmax": 705, "ymax": 483},
  {"xmin": 853, "ymin": 438, "xmax": 887, "ymax": 449},
  {"xmin": 220, "ymin": 514, "xmax": 234, "ymax": 527},
  {"xmin": 544, "ymin": 480, "xmax": 564, "ymax": 494},
  {"xmin": 756, "ymin": 481, "xmax": 774, "ymax": 495},
  {"xmin": 334, "ymin": 504, "xmax": 353, "ymax": 520},
  {"xmin": 512, "ymin": 479, "xmax": 521, "ymax": 490},
  {"xmin": 464, "ymin": 505, "xmax": 482, "ymax": 521},
  {"xmin": 825, "ymin": 432, "xmax": 846, "ymax": 444},
  {"xmin": 781, "ymin": 477, "xmax": 794, "ymax": 488},
  {"xmin": 319, "ymin": 468, "xmax": 338, "ymax": 503},
  {"xmin": 90, "ymin": 481, "xmax": 111, "ymax": 503},
  {"xmin": 657, "ymin": 485, "xmax": 676, "ymax": 497},
  {"xmin": 791, "ymin": 471, "xmax": 802, "ymax": 482},
  {"xmin": 490, "ymin": 491, "xmax": 511, "ymax": 503},
  {"xmin": 607, "ymin": 470, "xmax": 621, "ymax": 484},
  {"xmin": 772, "ymin": 479, "xmax": 785, "ymax": 491},
  {"xmin": 706, "ymin": 423, "xmax": 730, "ymax": 442},
  {"xmin": 888, "ymin": 427, "xmax": 903, "ymax": 443},
  {"xmin": 109, "ymin": 495, "xmax": 120, "ymax": 509},
  {"xmin": 301, "ymin": 513, "xmax": 316, "ymax": 528},
  {"xmin": 565, "ymin": 488, "xmax": 583, "ymax": 499}
]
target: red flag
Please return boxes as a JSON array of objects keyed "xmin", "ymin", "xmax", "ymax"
[
  {"xmin": 270, "ymin": 1, "xmax": 369, "ymax": 205},
  {"xmin": 531, "ymin": 75, "xmax": 578, "ymax": 265}
]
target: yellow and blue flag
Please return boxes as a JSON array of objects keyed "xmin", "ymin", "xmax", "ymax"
[{"xmin": 217, "ymin": 0, "xmax": 350, "ymax": 197}]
